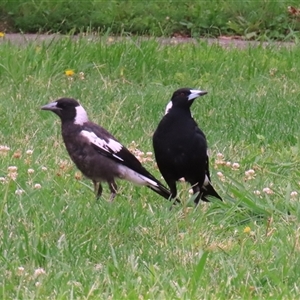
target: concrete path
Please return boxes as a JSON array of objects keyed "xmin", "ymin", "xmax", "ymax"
[{"xmin": 0, "ymin": 33, "xmax": 295, "ymax": 49}]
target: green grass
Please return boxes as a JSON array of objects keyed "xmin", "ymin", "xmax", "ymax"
[
  {"xmin": 1, "ymin": 36, "xmax": 300, "ymax": 299},
  {"xmin": 2, "ymin": 0, "xmax": 300, "ymax": 40}
]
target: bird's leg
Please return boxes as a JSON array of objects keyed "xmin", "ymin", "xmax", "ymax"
[
  {"xmin": 96, "ymin": 184, "xmax": 103, "ymax": 200},
  {"xmin": 93, "ymin": 180, "xmax": 103, "ymax": 200},
  {"xmin": 192, "ymin": 184, "xmax": 202, "ymax": 205},
  {"xmin": 108, "ymin": 181, "xmax": 118, "ymax": 202},
  {"xmin": 165, "ymin": 179, "xmax": 177, "ymax": 200}
]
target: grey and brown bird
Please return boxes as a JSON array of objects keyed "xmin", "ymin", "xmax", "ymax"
[
  {"xmin": 41, "ymin": 98, "xmax": 179, "ymax": 203},
  {"xmin": 152, "ymin": 88, "xmax": 222, "ymax": 205}
]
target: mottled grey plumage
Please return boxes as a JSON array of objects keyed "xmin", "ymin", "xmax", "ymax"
[{"xmin": 41, "ymin": 98, "xmax": 179, "ymax": 203}]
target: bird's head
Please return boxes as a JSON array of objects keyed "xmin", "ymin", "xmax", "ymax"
[
  {"xmin": 41, "ymin": 98, "xmax": 89, "ymax": 125},
  {"xmin": 165, "ymin": 88, "xmax": 207, "ymax": 114}
]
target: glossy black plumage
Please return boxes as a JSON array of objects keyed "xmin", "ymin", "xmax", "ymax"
[
  {"xmin": 153, "ymin": 88, "xmax": 222, "ymax": 204},
  {"xmin": 41, "ymin": 98, "xmax": 179, "ymax": 203}
]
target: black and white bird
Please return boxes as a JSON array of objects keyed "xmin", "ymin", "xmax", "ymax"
[
  {"xmin": 41, "ymin": 98, "xmax": 179, "ymax": 203},
  {"xmin": 152, "ymin": 88, "xmax": 222, "ymax": 205}
]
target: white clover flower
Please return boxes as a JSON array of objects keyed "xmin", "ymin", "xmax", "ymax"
[
  {"xmin": 0, "ymin": 177, "xmax": 6, "ymax": 183},
  {"xmin": 216, "ymin": 153, "xmax": 224, "ymax": 159},
  {"xmin": 290, "ymin": 191, "xmax": 298, "ymax": 198},
  {"xmin": 145, "ymin": 157, "xmax": 153, "ymax": 162},
  {"xmin": 41, "ymin": 166, "xmax": 47, "ymax": 171},
  {"xmin": 35, "ymin": 281, "xmax": 41, "ymax": 287},
  {"xmin": 188, "ymin": 188, "xmax": 193, "ymax": 194},
  {"xmin": 0, "ymin": 145, "xmax": 10, "ymax": 153},
  {"xmin": 215, "ymin": 153, "xmax": 225, "ymax": 165},
  {"xmin": 26, "ymin": 150, "xmax": 33, "ymax": 155},
  {"xmin": 225, "ymin": 161, "xmax": 231, "ymax": 167},
  {"xmin": 34, "ymin": 268, "xmax": 46, "ymax": 277},
  {"xmin": 262, "ymin": 187, "xmax": 273, "ymax": 195},
  {"xmin": 8, "ymin": 166, "xmax": 18, "ymax": 172},
  {"xmin": 94, "ymin": 263, "xmax": 103, "ymax": 271},
  {"xmin": 34, "ymin": 183, "xmax": 42, "ymax": 189},
  {"xmin": 79, "ymin": 72, "xmax": 85, "ymax": 80},
  {"xmin": 17, "ymin": 266, "xmax": 25, "ymax": 275},
  {"xmin": 245, "ymin": 169, "xmax": 255, "ymax": 180},
  {"xmin": 15, "ymin": 189, "xmax": 24, "ymax": 195},
  {"xmin": 8, "ymin": 172, "xmax": 18, "ymax": 180},
  {"xmin": 217, "ymin": 172, "xmax": 225, "ymax": 182},
  {"xmin": 232, "ymin": 162, "xmax": 240, "ymax": 170},
  {"xmin": 245, "ymin": 169, "xmax": 255, "ymax": 176},
  {"xmin": 253, "ymin": 190, "xmax": 261, "ymax": 195},
  {"xmin": 27, "ymin": 168, "xmax": 34, "ymax": 174}
]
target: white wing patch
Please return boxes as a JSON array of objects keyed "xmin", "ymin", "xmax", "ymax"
[
  {"xmin": 106, "ymin": 139, "xmax": 123, "ymax": 153},
  {"xmin": 80, "ymin": 130, "xmax": 123, "ymax": 160},
  {"xmin": 164, "ymin": 101, "xmax": 173, "ymax": 115},
  {"xmin": 118, "ymin": 165, "xmax": 158, "ymax": 187},
  {"xmin": 74, "ymin": 106, "xmax": 89, "ymax": 125}
]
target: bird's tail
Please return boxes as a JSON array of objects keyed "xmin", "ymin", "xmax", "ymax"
[
  {"xmin": 148, "ymin": 183, "xmax": 181, "ymax": 204},
  {"xmin": 201, "ymin": 183, "xmax": 223, "ymax": 202}
]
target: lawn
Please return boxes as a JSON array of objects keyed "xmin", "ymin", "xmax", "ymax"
[{"xmin": 0, "ymin": 36, "xmax": 300, "ymax": 299}]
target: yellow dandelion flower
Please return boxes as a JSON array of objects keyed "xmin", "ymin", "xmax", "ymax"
[
  {"xmin": 65, "ymin": 69, "xmax": 75, "ymax": 76},
  {"xmin": 0, "ymin": 32, "xmax": 5, "ymax": 38},
  {"xmin": 243, "ymin": 226, "xmax": 251, "ymax": 233}
]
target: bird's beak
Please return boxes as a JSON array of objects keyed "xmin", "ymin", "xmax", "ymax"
[
  {"xmin": 188, "ymin": 89, "xmax": 207, "ymax": 101},
  {"xmin": 41, "ymin": 102, "xmax": 61, "ymax": 111}
]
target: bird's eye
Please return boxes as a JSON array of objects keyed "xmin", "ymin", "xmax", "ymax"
[{"xmin": 181, "ymin": 93, "xmax": 185, "ymax": 97}]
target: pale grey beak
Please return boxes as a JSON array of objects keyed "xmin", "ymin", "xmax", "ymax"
[
  {"xmin": 188, "ymin": 90, "xmax": 207, "ymax": 101},
  {"xmin": 41, "ymin": 102, "xmax": 61, "ymax": 111}
]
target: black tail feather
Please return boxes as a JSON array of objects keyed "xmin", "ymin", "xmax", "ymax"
[
  {"xmin": 201, "ymin": 183, "xmax": 223, "ymax": 202},
  {"xmin": 148, "ymin": 184, "xmax": 181, "ymax": 204}
]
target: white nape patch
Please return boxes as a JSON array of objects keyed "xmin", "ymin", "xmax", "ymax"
[
  {"xmin": 164, "ymin": 101, "xmax": 173, "ymax": 115},
  {"xmin": 118, "ymin": 165, "xmax": 158, "ymax": 187},
  {"xmin": 188, "ymin": 89, "xmax": 206, "ymax": 101},
  {"xmin": 74, "ymin": 106, "xmax": 89, "ymax": 125},
  {"xmin": 80, "ymin": 130, "xmax": 123, "ymax": 158}
]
